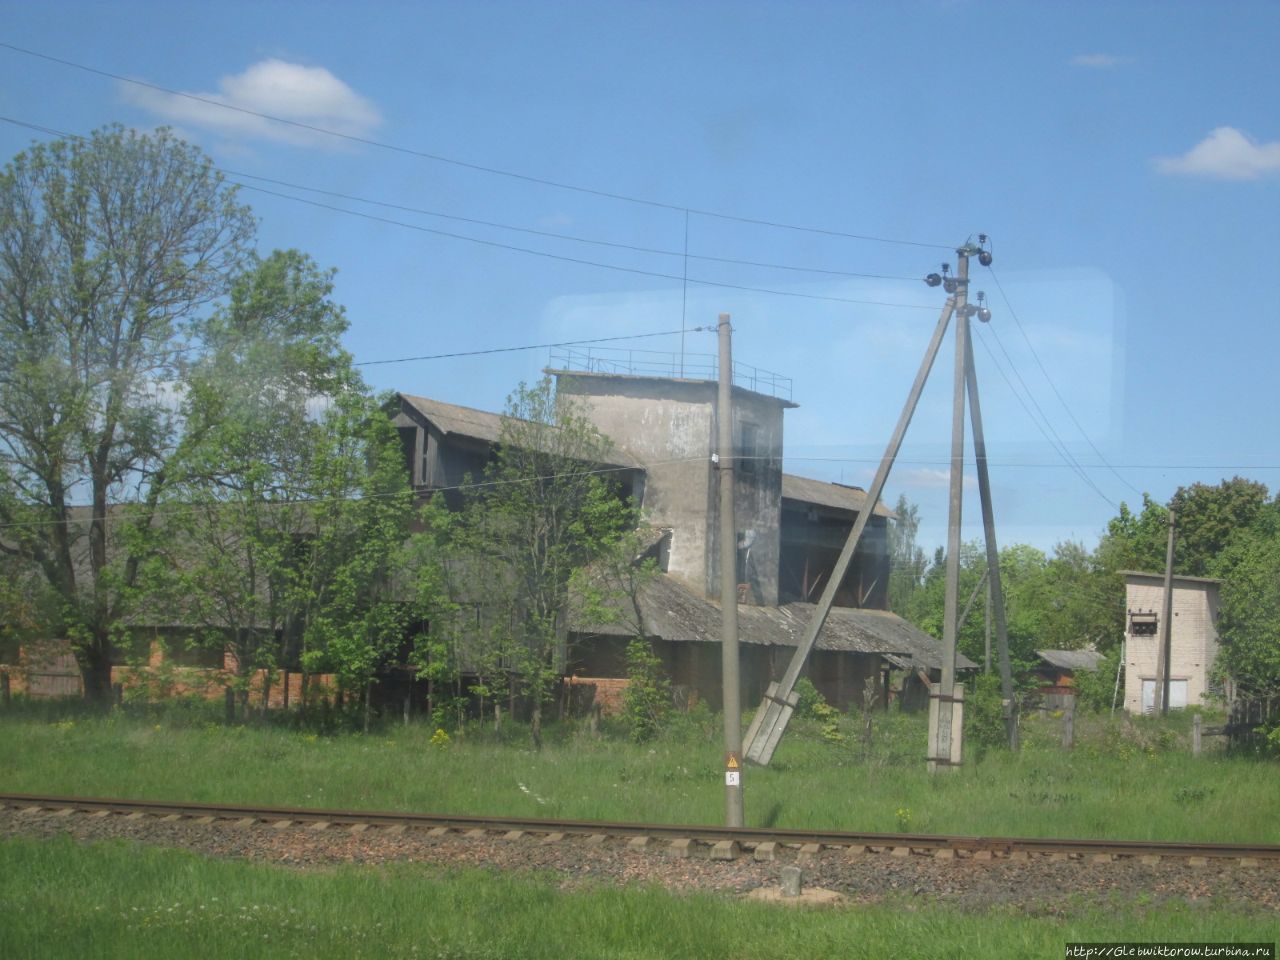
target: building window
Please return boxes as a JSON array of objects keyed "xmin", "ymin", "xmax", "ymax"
[{"xmin": 1129, "ymin": 611, "xmax": 1158, "ymax": 636}]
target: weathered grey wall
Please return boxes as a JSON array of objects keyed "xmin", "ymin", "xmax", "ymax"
[
  {"xmin": 554, "ymin": 371, "xmax": 790, "ymax": 606},
  {"xmin": 554, "ymin": 374, "xmax": 717, "ymax": 596},
  {"xmin": 706, "ymin": 386, "xmax": 786, "ymax": 606}
]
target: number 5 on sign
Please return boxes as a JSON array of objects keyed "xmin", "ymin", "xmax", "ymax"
[{"xmin": 725, "ymin": 770, "xmax": 740, "ymax": 786}]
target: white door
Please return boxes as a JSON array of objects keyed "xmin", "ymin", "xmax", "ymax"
[{"xmin": 1141, "ymin": 679, "xmax": 1188, "ymax": 713}]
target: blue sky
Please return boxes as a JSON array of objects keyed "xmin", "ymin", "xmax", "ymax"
[{"xmin": 2, "ymin": 1, "xmax": 1278, "ymax": 556}]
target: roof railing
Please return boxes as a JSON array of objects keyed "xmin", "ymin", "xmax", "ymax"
[{"xmin": 547, "ymin": 346, "xmax": 792, "ymax": 401}]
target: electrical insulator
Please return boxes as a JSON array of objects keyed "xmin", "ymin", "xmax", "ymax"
[{"xmin": 925, "ymin": 273, "xmax": 942, "ymax": 287}]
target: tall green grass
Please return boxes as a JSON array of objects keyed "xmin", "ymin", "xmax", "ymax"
[
  {"xmin": 0, "ymin": 836, "xmax": 1271, "ymax": 960},
  {"xmin": 0, "ymin": 705, "xmax": 1275, "ymax": 842}
]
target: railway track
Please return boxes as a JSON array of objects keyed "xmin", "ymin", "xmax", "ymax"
[{"xmin": 3, "ymin": 792, "xmax": 1277, "ymax": 866}]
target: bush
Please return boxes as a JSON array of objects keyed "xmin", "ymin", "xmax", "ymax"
[
  {"xmin": 1073, "ymin": 650, "xmax": 1122, "ymax": 713},
  {"xmin": 964, "ymin": 672, "xmax": 1010, "ymax": 749},
  {"xmin": 792, "ymin": 677, "xmax": 845, "ymax": 744},
  {"xmin": 620, "ymin": 640, "xmax": 671, "ymax": 742}
]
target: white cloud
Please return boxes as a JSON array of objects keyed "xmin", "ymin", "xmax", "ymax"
[
  {"xmin": 1155, "ymin": 126, "xmax": 1280, "ymax": 180},
  {"xmin": 1070, "ymin": 53, "xmax": 1131, "ymax": 69},
  {"xmin": 121, "ymin": 60, "xmax": 381, "ymax": 147}
]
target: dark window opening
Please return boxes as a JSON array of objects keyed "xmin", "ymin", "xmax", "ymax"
[{"xmin": 1129, "ymin": 611, "xmax": 1158, "ymax": 636}]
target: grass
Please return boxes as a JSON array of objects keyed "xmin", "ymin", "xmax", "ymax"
[
  {"xmin": 1, "ymin": 700, "xmax": 1276, "ymax": 843},
  {"xmin": 0, "ymin": 834, "xmax": 1273, "ymax": 960}
]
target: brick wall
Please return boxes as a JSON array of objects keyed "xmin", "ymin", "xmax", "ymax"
[{"xmin": 1123, "ymin": 577, "xmax": 1220, "ymax": 714}]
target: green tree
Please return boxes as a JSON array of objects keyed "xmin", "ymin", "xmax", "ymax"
[
  {"xmin": 0, "ymin": 126, "xmax": 255, "ymax": 701},
  {"xmin": 294, "ymin": 393, "xmax": 415, "ymax": 729},
  {"xmin": 450, "ymin": 377, "xmax": 634, "ymax": 748},
  {"xmin": 886, "ymin": 494, "xmax": 927, "ymax": 616},
  {"xmin": 1171, "ymin": 477, "xmax": 1270, "ymax": 577},
  {"xmin": 1212, "ymin": 501, "xmax": 1280, "ymax": 698},
  {"xmin": 154, "ymin": 251, "xmax": 413, "ymax": 720},
  {"xmin": 1033, "ymin": 540, "xmax": 1123, "ymax": 653}
]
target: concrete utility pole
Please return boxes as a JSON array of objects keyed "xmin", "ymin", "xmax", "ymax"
[
  {"xmin": 1158, "ymin": 509, "xmax": 1177, "ymax": 715},
  {"xmin": 964, "ymin": 323, "xmax": 1019, "ymax": 750},
  {"xmin": 743, "ymin": 288, "xmax": 959, "ymax": 766},
  {"xmin": 931, "ymin": 250, "xmax": 971, "ymax": 773},
  {"xmin": 743, "ymin": 235, "xmax": 1012, "ymax": 772},
  {"xmin": 717, "ymin": 312, "xmax": 745, "ymax": 827},
  {"xmin": 984, "ymin": 583, "xmax": 993, "ymax": 674}
]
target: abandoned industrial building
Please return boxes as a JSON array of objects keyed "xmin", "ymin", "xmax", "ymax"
[
  {"xmin": 390, "ymin": 351, "xmax": 968, "ymax": 714},
  {"xmin": 4, "ymin": 350, "xmax": 967, "ymax": 714}
]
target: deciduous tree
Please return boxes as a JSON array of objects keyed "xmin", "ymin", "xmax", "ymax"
[
  {"xmin": 0, "ymin": 126, "xmax": 255, "ymax": 700},
  {"xmin": 450, "ymin": 377, "xmax": 634, "ymax": 748}
]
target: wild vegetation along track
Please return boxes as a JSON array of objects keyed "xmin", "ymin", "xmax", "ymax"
[{"xmin": 3, "ymin": 792, "xmax": 1277, "ymax": 864}]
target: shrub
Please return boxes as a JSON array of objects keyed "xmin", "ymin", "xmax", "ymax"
[
  {"xmin": 792, "ymin": 677, "xmax": 845, "ymax": 743},
  {"xmin": 1073, "ymin": 649, "xmax": 1122, "ymax": 713},
  {"xmin": 621, "ymin": 640, "xmax": 671, "ymax": 742},
  {"xmin": 964, "ymin": 672, "xmax": 1010, "ymax": 748}
]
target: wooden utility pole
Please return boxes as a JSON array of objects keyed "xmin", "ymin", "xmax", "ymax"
[
  {"xmin": 1158, "ymin": 509, "xmax": 1177, "ymax": 715},
  {"xmin": 717, "ymin": 313, "xmax": 745, "ymax": 826}
]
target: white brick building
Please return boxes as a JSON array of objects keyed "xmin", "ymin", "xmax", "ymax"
[{"xmin": 1122, "ymin": 571, "xmax": 1222, "ymax": 714}]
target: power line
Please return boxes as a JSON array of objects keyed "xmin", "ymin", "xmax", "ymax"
[
  {"xmin": 235, "ymin": 181, "xmax": 940, "ymax": 311},
  {"xmin": 0, "ymin": 115, "xmax": 940, "ymax": 312},
  {"xmin": 0, "ymin": 41, "xmax": 954, "ymax": 250},
  {"xmin": 355, "ymin": 327, "xmax": 713, "ymax": 367},
  {"xmin": 783, "ymin": 455, "xmax": 1280, "ymax": 470},
  {"xmin": 223, "ymin": 168, "xmax": 924, "ymax": 283},
  {"xmin": 987, "ymin": 266, "xmax": 1144, "ymax": 498},
  {"xmin": 971, "ymin": 324, "xmax": 1119, "ymax": 510}
]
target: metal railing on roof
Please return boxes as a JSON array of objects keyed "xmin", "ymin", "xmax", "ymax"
[{"xmin": 547, "ymin": 346, "xmax": 792, "ymax": 401}]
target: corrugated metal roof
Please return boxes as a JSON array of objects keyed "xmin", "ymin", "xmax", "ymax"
[
  {"xmin": 570, "ymin": 572, "xmax": 972, "ymax": 670},
  {"xmin": 781, "ymin": 474, "xmax": 896, "ymax": 519},
  {"xmin": 1036, "ymin": 649, "xmax": 1105, "ymax": 672}
]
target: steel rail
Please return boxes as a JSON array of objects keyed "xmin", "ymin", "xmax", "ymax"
[{"xmin": 3, "ymin": 793, "xmax": 1278, "ymax": 861}]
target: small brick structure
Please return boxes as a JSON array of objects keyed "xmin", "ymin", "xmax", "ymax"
[
  {"xmin": 1, "ymin": 639, "xmax": 336, "ymax": 708},
  {"xmin": 564, "ymin": 675, "xmax": 629, "ymax": 716}
]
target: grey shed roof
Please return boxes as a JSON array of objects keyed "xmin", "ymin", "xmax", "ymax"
[
  {"xmin": 397, "ymin": 393, "xmax": 642, "ymax": 469},
  {"xmin": 781, "ymin": 474, "xmax": 896, "ymax": 519},
  {"xmin": 399, "ymin": 394, "xmax": 506, "ymax": 444},
  {"xmin": 1036, "ymin": 649, "xmax": 1105, "ymax": 672},
  {"xmin": 570, "ymin": 572, "xmax": 971, "ymax": 670}
]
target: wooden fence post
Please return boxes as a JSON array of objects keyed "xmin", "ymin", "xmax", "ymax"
[
  {"xmin": 1, "ymin": 670, "xmax": 10, "ymax": 707},
  {"xmin": 1062, "ymin": 698, "xmax": 1075, "ymax": 750},
  {"xmin": 1192, "ymin": 713, "xmax": 1202, "ymax": 756}
]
